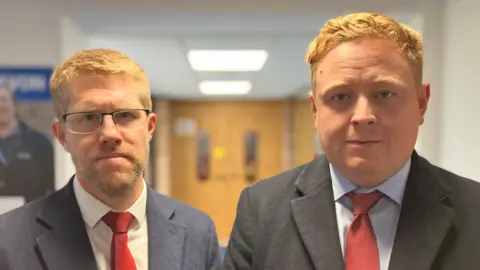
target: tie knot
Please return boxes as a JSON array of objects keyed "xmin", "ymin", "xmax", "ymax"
[
  {"xmin": 348, "ymin": 191, "xmax": 382, "ymax": 215},
  {"xmin": 102, "ymin": 211, "xmax": 134, "ymax": 234}
]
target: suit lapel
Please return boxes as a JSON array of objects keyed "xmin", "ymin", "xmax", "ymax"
[
  {"xmin": 291, "ymin": 157, "xmax": 344, "ymax": 270},
  {"xmin": 389, "ymin": 153, "xmax": 454, "ymax": 270},
  {"xmin": 35, "ymin": 178, "xmax": 97, "ymax": 270},
  {"xmin": 146, "ymin": 187, "xmax": 185, "ymax": 270}
]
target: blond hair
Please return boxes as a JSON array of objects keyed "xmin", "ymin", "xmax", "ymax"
[
  {"xmin": 50, "ymin": 48, "xmax": 152, "ymax": 119},
  {"xmin": 307, "ymin": 12, "xmax": 423, "ymax": 92}
]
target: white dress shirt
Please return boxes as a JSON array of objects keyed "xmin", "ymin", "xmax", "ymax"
[
  {"xmin": 330, "ymin": 159, "xmax": 411, "ymax": 270},
  {"xmin": 73, "ymin": 177, "xmax": 149, "ymax": 270}
]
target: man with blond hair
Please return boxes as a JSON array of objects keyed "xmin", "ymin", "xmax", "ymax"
[
  {"xmin": 0, "ymin": 48, "xmax": 222, "ymax": 270},
  {"xmin": 223, "ymin": 12, "xmax": 480, "ymax": 270}
]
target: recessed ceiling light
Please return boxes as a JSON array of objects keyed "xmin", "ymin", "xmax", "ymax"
[
  {"xmin": 198, "ymin": 81, "xmax": 252, "ymax": 95},
  {"xmin": 187, "ymin": 50, "xmax": 268, "ymax": 71}
]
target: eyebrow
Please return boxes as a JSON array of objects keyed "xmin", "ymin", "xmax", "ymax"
[
  {"xmin": 316, "ymin": 81, "xmax": 349, "ymax": 96},
  {"xmin": 70, "ymin": 103, "xmax": 133, "ymax": 114},
  {"xmin": 317, "ymin": 77, "xmax": 405, "ymax": 93},
  {"xmin": 371, "ymin": 77, "xmax": 405, "ymax": 87},
  {"xmin": 75, "ymin": 98, "xmax": 139, "ymax": 109}
]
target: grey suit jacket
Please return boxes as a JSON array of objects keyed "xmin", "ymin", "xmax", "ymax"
[
  {"xmin": 223, "ymin": 151, "xmax": 480, "ymax": 270},
  {"xmin": 0, "ymin": 177, "xmax": 222, "ymax": 270}
]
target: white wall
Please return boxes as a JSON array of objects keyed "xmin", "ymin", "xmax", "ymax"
[
  {"xmin": 438, "ymin": 0, "xmax": 480, "ymax": 180},
  {"xmin": 0, "ymin": 0, "xmax": 63, "ymax": 66},
  {"xmin": 411, "ymin": 0, "xmax": 444, "ymax": 167},
  {"xmin": 405, "ymin": 0, "xmax": 480, "ymax": 181}
]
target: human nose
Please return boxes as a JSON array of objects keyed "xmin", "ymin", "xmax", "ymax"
[
  {"xmin": 350, "ymin": 96, "xmax": 377, "ymax": 125},
  {"xmin": 99, "ymin": 115, "xmax": 122, "ymax": 144}
]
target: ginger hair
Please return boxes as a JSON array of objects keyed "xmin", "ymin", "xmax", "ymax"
[
  {"xmin": 306, "ymin": 12, "xmax": 423, "ymax": 92},
  {"xmin": 50, "ymin": 48, "xmax": 152, "ymax": 119}
]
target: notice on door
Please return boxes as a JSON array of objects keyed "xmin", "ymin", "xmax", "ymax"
[{"xmin": 174, "ymin": 117, "xmax": 197, "ymax": 137}]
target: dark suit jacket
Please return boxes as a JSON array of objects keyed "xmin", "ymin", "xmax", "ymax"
[
  {"xmin": 0, "ymin": 120, "xmax": 54, "ymax": 202},
  {"xmin": 0, "ymin": 177, "xmax": 222, "ymax": 270},
  {"xmin": 223, "ymin": 151, "xmax": 480, "ymax": 270}
]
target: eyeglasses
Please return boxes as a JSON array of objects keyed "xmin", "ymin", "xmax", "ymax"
[{"xmin": 62, "ymin": 109, "xmax": 151, "ymax": 134}]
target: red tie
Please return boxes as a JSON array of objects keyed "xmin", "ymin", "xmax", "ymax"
[
  {"xmin": 344, "ymin": 191, "xmax": 382, "ymax": 270},
  {"xmin": 102, "ymin": 211, "xmax": 137, "ymax": 270}
]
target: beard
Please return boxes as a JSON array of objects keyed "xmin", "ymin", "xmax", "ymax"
[
  {"xmin": 94, "ymin": 160, "xmax": 144, "ymax": 197},
  {"xmin": 74, "ymin": 152, "xmax": 147, "ymax": 198}
]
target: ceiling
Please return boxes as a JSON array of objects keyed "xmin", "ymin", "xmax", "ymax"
[{"xmin": 72, "ymin": 11, "xmax": 418, "ymax": 100}]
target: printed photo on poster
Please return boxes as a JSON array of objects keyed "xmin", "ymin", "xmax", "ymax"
[{"xmin": 0, "ymin": 67, "xmax": 55, "ymax": 213}]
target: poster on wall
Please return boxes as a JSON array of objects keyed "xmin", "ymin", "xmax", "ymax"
[{"xmin": 0, "ymin": 67, "xmax": 55, "ymax": 214}]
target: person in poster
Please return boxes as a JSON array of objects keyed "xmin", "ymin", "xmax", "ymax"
[{"xmin": 0, "ymin": 83, "xmax": 54, "ymax": 203}]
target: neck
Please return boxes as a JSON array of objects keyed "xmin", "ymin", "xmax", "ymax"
[
  {"xmin": 349, "ymin": 176, "xmax": 386, "ymax": 189},
  {"xmin": 341, "ymin": 169, "xmax": 391, "ymax": 189},
  {"xmin": 0, "ymin": 120, "xmax": 16, "ymax": 139},
  {"xmin": 78, "ymin": 176, "xmax": 144, "ymax": 212}
]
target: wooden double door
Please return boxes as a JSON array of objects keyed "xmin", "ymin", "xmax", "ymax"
[{"xmin": 170, "ymin": 101, "xmax": 286, "ymax": 244}]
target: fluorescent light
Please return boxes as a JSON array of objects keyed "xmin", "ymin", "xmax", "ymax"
[
  {"xmin": 187, "ymin": 50, "xmax": 268, "ymax": 71},
  {"xmin": 199, "ymin": 81, "xmax": 252, "ymax": 95}
]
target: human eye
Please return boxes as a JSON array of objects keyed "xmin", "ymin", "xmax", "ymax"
[
  {"xmin": 331, "ymin": 93, "xmax": 351, "ymax": 101},
  {"xmin": 72, "ymin": 112, "xmax": 100, "ymax": 123},
  {"xmin": 82, "ymin": 113, "xmax": 99, "ymax": 121},
  {"xmin": 320, "ymin": 85, "xmax": 354, "ymax": 104},
  {"xmin": 117, "ymin": 111, "xmax": 135, "ymax": 119},
  {"xmin": 68, "ymin": 112, "xmax": 100, "ymax": 125},
  {"xmin": 115, "ymin": 110, "xmax": 144, "ymax": 124},
  {"xmin": 378, "ymin": 90, "xmax": 394, "ymax": 98}
]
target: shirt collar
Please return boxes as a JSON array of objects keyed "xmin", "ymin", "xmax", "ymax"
[
  {"xmin": 73, "ymin": 176, "xmax": 148, "ymax": 228},
  {"xmin": 330, "ymin": 158, "xmax": 411, "ymax": 205}
]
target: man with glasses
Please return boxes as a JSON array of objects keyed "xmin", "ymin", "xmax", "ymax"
[
  {"xmin": 0, "ymin": 48, "xmax": 222, "ymax": 270},
  {"xmin": 63, "ymin": 109, "xmax": 152, "ymax": 135}
]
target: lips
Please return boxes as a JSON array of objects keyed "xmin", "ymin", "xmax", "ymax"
[
  {"xmin": 346, "ymin": 140, "xmax": 381, "ymax": 145},
  {"xmin": 96, "ymin": 153, "xmax": 129, "ymax": 160}
]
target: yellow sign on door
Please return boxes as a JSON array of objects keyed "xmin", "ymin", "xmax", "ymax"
[{"xmin": 213, "ymin": 146, "xmax": 226, "ymax": 160}]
